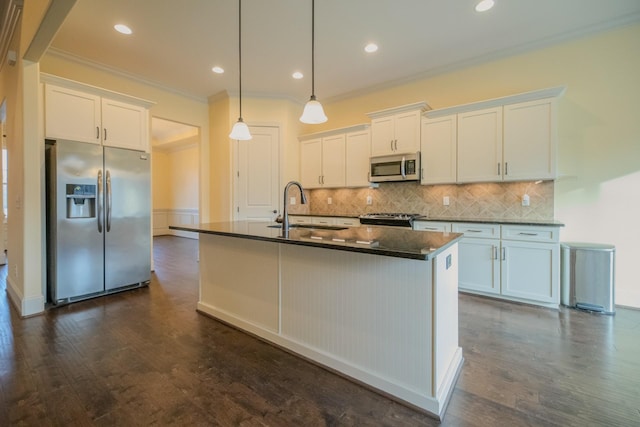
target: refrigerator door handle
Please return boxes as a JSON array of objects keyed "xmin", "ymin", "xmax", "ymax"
[
  {"xmin": 106, "ymin": 169, "xmax": 112, "ymax": 232},
  {"xmin": 97, "ymin": 170, "xmax": 103, "ymax": 233}
]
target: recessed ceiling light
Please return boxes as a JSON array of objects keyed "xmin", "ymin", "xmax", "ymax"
[
  {"xmin": 292, "ymin": 71, "xmax": 304, "ymax": 79},
  {"xmin": 114, "ymin": 24, "xmax": 132, "ymax": 35},
  {"xmin": 475, "ymin": 0, "xmax": 495, "ymax": 12},
  {"xmin": 212, "ymin": 66, "xmax": 224, "ymax": 74},
  {"xmin": 364, "ymin": 43, "xmax": 378, "ymax": 53}
]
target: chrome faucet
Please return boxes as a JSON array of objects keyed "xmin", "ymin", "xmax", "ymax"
[{"xmin": 281, "ymin": 181, "xmax": 307, "ymax": 237}]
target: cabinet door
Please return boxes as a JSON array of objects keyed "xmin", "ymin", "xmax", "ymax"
[
  {"xmin": 503, "ymin": 98, "xmax": 557, "ymax": 181},
  {"xmin": 370, "ymin": 116, "xmax": 395, "ymax": 156},
  {"xmin": 321, "ymin": 134, "xmax": 346, "ymax": 188},
  {"xmin": 394, "ymin": 110, "xmax": 421, "ymax": 153},
  {"xmin": 457, "ymin": 107, "xmax": 502, "ymax": 183},
  {"xmin": 101, "ymin": 98, "xmax": 149, "ymax": 151},
  {"xmin": 345, "ymin": 130, "xmax": 371, "ymax": 187},
  {"xmin": 44, "ymin": 84, "xmax": 101, "ymax": 144},
  {"xmin": 421, "ymin": 115, "xmax": 457, "ymax": 184},
  {"xmin": 458, "ymin": 237, "xmax": 500, "ymax": 294},
  {"xmin": 501, "ymin": 240, "xmax": 559, "ymax": 304},
  {"xmin": 300, "ymin": 138, "xmax": 322, "ymax": 188}
]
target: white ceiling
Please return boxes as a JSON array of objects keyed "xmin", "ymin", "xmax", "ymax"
[{"xmin": 49, "ymin": 0, "xmax": 640, "ymax": 103}]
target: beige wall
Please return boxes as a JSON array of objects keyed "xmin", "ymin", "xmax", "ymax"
[
  {"xmin": 152, "ymin": 145, "xmax": 199, "ymax": 210},
  {"xmin": 309, "ymin": 24, "xmax": 639, "ymax": 308}
]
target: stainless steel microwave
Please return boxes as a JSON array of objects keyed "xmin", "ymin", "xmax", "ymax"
[{"xmin": 369, "ymin": 152, "xmax": 420, "ymax": 183}]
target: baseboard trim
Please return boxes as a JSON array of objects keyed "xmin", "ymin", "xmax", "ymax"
[{"xmin": 6, "ymin": 276, "xmax": 45, "ymax": 317}]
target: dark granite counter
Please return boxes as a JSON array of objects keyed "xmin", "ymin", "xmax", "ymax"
[{"xmin": 170, "ymin": 221, "xmax": 462, "ymax": 261}]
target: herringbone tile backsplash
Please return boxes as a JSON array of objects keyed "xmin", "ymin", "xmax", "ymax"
[{"xmin": 289, "ymin": 181, "xmax": 554, "ymax": 220}]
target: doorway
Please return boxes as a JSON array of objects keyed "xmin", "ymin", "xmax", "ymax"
[
  {"xmin": 234, "ymin": 125, "xmax": 280, "ymax": 221},
  {"xmin": 0, "ymin": 100, "xmax": 7, "ymax": 265},
  {"xmin": 151, "ymin": 117, "xmax": 200, "ymax": 238}
]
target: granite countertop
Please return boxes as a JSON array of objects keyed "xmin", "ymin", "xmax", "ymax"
[{"xmin": 170, "ymin": 221, "xmax": 462, "ymax": 261}]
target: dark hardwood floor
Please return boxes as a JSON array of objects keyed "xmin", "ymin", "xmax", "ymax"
[{"xmin": 1, "ymin": 236, "xmax": 639, "ymax": 426}]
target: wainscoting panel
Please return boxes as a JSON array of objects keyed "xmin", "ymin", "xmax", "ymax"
[{"xmin": 153, "ymin": 209, "xmax": 199, "ymax": 239}]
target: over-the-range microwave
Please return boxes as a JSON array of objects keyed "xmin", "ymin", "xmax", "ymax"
[{"xmin": 369, "ymin": 152, "xmax": 420, "ymax": 183}]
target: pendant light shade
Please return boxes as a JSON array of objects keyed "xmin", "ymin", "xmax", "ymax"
[
  {"xmin": 300, "ymin": 0, "xmax": 327, "ymax": 124},
  {"xmin": 229, "ymin": 0, "xmax": 252, "ymax": 140},
  {"xmin": 229, "ymin": 118, "xmax": 252, "ymax": 140}
]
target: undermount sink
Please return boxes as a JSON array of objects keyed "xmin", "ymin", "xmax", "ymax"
[{"xmin": 267, "ymin": 224, "xmax": 348, "ymax": 231}]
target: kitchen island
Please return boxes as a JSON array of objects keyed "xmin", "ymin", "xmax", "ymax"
[{"xmin": 170, "ymin": 221, "xmax": 463, "ymax": 419}]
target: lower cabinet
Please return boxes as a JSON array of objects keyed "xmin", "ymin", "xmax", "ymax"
[
  {"xmin": 289, "ymin": 215, "xmax": 360, "ymax": 227},
  {"xmin": 414, "ymin": 220, "xmax": 561, "ymax": 308}
]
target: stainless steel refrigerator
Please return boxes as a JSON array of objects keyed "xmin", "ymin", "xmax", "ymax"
[{"xmin": 46, "ymin": 139, "xmax": 151, "ymax": 304}]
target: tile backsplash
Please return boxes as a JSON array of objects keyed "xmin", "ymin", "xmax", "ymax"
[{"xmin": 289, "ymin": 181, "xmax": 554, "ymax": 220}]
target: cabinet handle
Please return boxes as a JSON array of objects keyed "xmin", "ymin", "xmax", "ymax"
[
  {"xmin": 96, "ymin": 126, "xmax": 100, "ymax": 139},
  {"xmin": 322, "ymin": 175, "xmax": 325, "ymax": 184},
  {"xmin": 497, "ymin": 163, "xmax": 501, "ymax": 175},
  {"xmin": 464, "ymin": 229, "xmax": 483, "ymax": 233},
  {"xmin": 493, "ymin": 246, "xmax": 498, "ymax": 260},
  {"xmin": 501, "ymin": 247, "xmax": 506, "ymax": 261},
  {"xmin": 104, "ymin": 128, "xmax": 107, "ymax": 140},
  {"xmin": 505, "ymin": 162, "xmax": 508, "ymax": 175},
  {"xmin": 318, "ymin": 176, "xmax": 322, "ymax": 185},
  {"xmin": 394, "ymin": 139, "xmax": 398, "ymax": 151},
  {"xmin": 518, "ymin": 232, "xmax": 538, "ymax": 236},
  {"xmin": 390, "ymin": 140, "xmax": 394, "ymax": 151}
]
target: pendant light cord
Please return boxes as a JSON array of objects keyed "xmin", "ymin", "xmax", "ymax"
[
  {"xmin": 311, "ymin": 0, "xmax": 315, "ymax": 99},
  {"xmin": 238, "ymin": 0, "xmax": 243, "ymax": 119}
]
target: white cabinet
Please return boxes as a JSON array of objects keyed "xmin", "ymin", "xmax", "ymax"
[
  {"xmin": 368, "ymin": 102, "xmax": 428, "ymax": 156},
  {"xmin": 413, "ymin": 221, "xmax": 451, "ymax": 232},
  {"xmin": 43, "ymin": 78, "xmax": 152, "ymax": 152},
  {"xmin": 300, "ymin": 135, "xmax": 345, "ymax": 189},
  {"xmin": 44, "ymin": 84, "xmax": 101, "ymax": 144},
  {"xmin": 100, "ymin": 98, "xmax": 149, "ymax": 151},
  {"xmin": 500, "ymin": 225, "xmax": 560, "ymax": 305},
  {"xmin": 345, "ymin": 129, "xmax": 371, "ymax": 187},
  {"xmin": 452, "ymin": 223, "xmax": 501, "ymax": 295},
  {"xmin": 457, "ymin": 107, "xmax": 503, "ymax": 183},
  {"xmin": 424, "ymin": 86, "xmax": 564, "ymax": 184},
  {"xmin": 420, "ymin": 114, "xmax": 457, "ymax": 185},
  {"xmin": 452, "ymin": 222, "xmax": 560, "ymax": 308},
  {"xmin": 300, "ymin": 138, "xmax": 323, "ymax": 188},
  {"xmin": 299, "ymin": 124, "xmax": 370, "ymax": 189},
  {"xmin": 289, "ymin": 215, "xmax": 360, "ymax": 227},
  {"xmin": 503, "ymin": 98, "xmax": 558, "ymax": 181}
]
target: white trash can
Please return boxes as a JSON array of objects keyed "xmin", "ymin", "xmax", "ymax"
[{"xmin": 561, "ymin": 242, "xmax": 615, "ymax": 314}]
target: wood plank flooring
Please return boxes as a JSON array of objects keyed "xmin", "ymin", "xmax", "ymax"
[{"xmin": 1, "ymin": 235, "xmax": 639, "ymax": 426}]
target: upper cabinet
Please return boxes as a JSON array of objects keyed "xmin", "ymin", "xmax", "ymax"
[
  {"xmin": 299, "ymin": 124, "xmax": 370, "ymax": 189},
  {"xmin": 368, "ymin": 102, "xmax": 428, "ymax": 157},
  {"xmin": 42, "ymin": 75, "xmax": 154, "ymax": 152},
  {"xmin": 502, "ymin": 98, "xmax": 558, "ymax": 181},
  {"xmin": 457, "ymin": 107, "xmax": 503, "ymax": 183},
  {"xmin": 422, "ymin": 86, "xmax": 565, "ymax": 184},
  {"xmin": 420, "ymin": 114, "xmax": 457, "ymax": 185}
]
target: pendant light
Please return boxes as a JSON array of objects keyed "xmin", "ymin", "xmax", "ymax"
[
  {"xmin": 299, "ymin": 0, "xmax": 327, "ymax": 124},
  {"xmin": 229, "ymin": 0, "xmax": 252, "ymax": 140}
]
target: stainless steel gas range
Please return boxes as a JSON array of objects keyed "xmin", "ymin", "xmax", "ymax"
[{"xmin": 358, "ymin": 213, "xmax": 422, "ymax": 228}]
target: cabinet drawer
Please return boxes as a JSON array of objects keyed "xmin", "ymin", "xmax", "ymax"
[
  {"xmin": 501, "ymin": 225, "xmax": 559, "ymax": 243},
  {"xmin": 311, "ymin": 216, "xmax": 336, "ymax": 226},
  {"xmin": 413, "ymin": 221, "xmax": 451, "ymax": 232},
  {"xmin": 334, "ymin": 217, "xmax": 360, "ymax": 227},
  {"xmin": 289, "ymin": 215, "xmax": 313, "ymax": 225},
  {"xmin": 452, "ymin": 223, "xmax": 500, "ymax": 238}
]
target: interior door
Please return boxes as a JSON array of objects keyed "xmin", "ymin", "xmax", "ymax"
[{"xmin": 235, "ymin": 126, "xmax": 280, "ymax": 221}]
